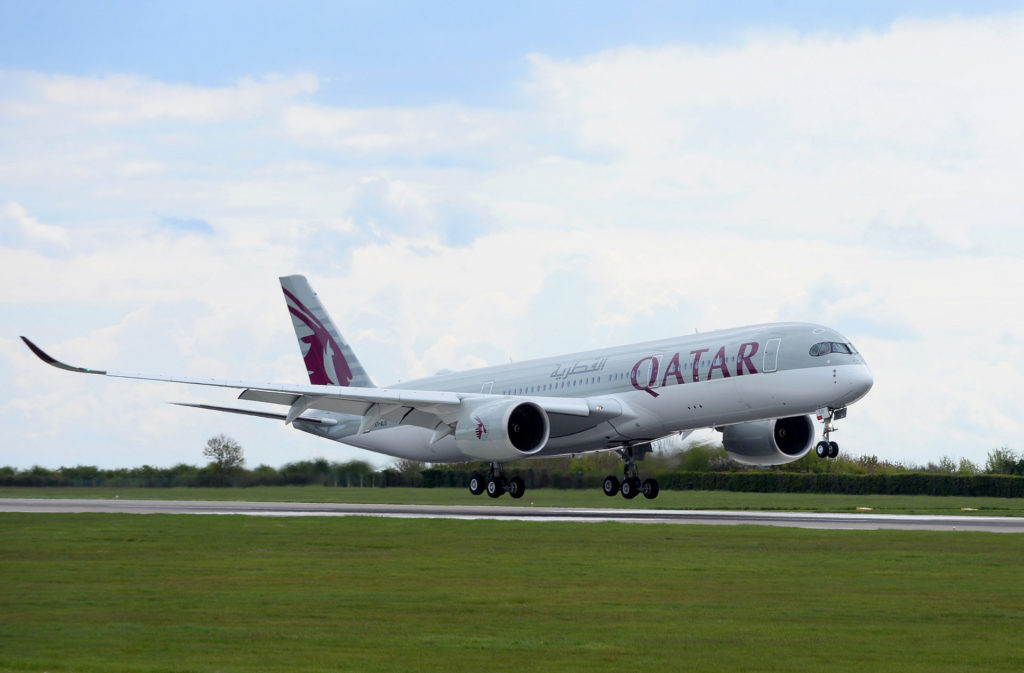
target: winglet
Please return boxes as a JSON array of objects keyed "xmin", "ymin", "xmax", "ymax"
[{"xmin": 20, "ymin": 337, "xmax": 107, "ymax": 375}]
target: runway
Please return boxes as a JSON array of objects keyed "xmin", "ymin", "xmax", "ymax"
[{"xmin": 2, "ymin": 498, "xmax": 1023, "ymax": 532}]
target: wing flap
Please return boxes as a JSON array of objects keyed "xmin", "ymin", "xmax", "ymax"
[{"xmin": 171, "ymin": 402, "xmax": 338, "ymax": 426}]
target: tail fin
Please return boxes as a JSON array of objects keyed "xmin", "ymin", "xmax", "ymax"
[{"xmin": 280, "ymin": 275, "xmax": 375, "ymax": 388}]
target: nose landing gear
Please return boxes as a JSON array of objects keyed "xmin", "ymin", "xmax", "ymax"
[{"xmin": 815, "ymin": 407, "xmax": 846, "ymax": 459}]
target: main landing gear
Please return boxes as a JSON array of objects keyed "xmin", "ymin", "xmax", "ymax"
[
  {"xmin": 468, "ymin": 463, "xmax": 525, "ymax": 499},
  {"xmin": 603, "ymin": 445, "xmax": 659, "ymax": 500},
  {"xmin": 814, "ymin": 407, "xmax": 847, "ymax": 459}
]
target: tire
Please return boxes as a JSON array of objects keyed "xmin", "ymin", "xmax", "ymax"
[
  {"xmin": 508, "ymin": 476, "xmax": 526, "ymax": 499},
  {"xmin": 468, "ymin": 473, "xmax": 485, "ymax": 496},
  {"xmin": 829, "ymin": 441, "xmax": 840, "ymax": 458},
  {"xmin": 621, "ymin": 477, "xmax": 641, "ymax": 500},
  {"xmin": 603, "ymin": 475, "xmax": 620, "ymax": 497},
  {"xmin": 815, "ymin": 441, "xmax": 830, "ymax": 458},
  {"xmin": 486, "ymin": 477, "xmax": 505, "ymax": 498},
  {"xmin": 642, "ymin": 478, "xmax": 660, "ymax": 500}
]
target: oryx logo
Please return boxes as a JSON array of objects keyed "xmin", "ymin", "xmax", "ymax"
[
  {"xmin": 474, "ymin": 416, "xmax": 487, "ymax": 439},
  {"xmin": 282, "ymin": 288, "xmax": 353, "ymax": 387}
]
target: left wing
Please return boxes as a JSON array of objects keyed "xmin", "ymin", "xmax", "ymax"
[{"xmin": 21, "ymin": 337, "xmax": 593, "ymax": 435}]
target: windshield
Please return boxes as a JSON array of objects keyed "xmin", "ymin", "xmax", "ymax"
[{"xmin": 809, "ymin": 341, "xmax": 858, "ymax": 356}]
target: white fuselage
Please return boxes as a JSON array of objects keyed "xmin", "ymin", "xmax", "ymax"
[{"xmin": 306, "ymin": 322, "xmax": 873, "ymax": 463}]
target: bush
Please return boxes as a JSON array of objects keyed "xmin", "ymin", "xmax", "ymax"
[{"xmin": 655, "ymin": 470, "xmax": 1024, "ymax": 497}]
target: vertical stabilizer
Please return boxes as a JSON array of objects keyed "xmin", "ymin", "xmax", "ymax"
[{"xmin": 280, "ymin": 275, "xmax": 375, "ymax": 388}]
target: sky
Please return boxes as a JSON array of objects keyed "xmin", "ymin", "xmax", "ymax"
[{"xmin": 2, "ymin": 0, "xmax": 1023, "ymax": 470}]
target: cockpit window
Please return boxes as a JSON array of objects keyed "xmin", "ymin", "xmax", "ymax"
[{"xmin": 810, "ymin": 342, "xmax": 858, "ymax": 356}]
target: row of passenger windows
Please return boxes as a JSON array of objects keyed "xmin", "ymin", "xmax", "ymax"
[
  {"xmin": 503, "ymin": 376, "xmax": 606, "ymax": 396},
  {"xmin": 809, "ymin": 341, "xmax": 857, "ymax": 356}
]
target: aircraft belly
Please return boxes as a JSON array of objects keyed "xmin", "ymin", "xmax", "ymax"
[
  {"xmin": 339, "ymin": 426, "xmax": 464, "ymax": 462},
  {"xmin": 541, "ymin": 422, "xmax": 627, "ymax": 455}
]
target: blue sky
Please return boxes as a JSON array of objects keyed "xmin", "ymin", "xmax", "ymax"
[
  {"xmin": 4, "ymin": 0, "xmax": 1019, "ymax": 105},
  {"xmin": 2, "ymin": 1, "xmax": 1023, "ymax": 470}
]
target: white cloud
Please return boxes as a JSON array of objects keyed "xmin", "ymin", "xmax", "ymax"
[
  {"xmin": 517, "ymin": 15, "xmax": 1024, "ymax": 255},
  {"xmin": 1, "ymin": 72, "xmax": 319, "ymax": 125},
  {"xmin": 3, "ymin": 13, "xmax": 1024, "ymax": 470},
  {"xmin": 0, "ymin": 201, "xmax": 70, "ymax": 250},
  {"xmin": 285, "ymin": 103, "xmax": 516, "ymax": 156}
]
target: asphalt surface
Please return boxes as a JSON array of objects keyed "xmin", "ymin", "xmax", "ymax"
[{"xmin": 2, "ymin": 498, "xmax": 1023, "ymax": 532}]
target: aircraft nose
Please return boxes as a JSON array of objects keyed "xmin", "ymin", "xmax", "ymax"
[{"xmin": 849, "ymin": 363, "xmax": 874, "ymax": 400}]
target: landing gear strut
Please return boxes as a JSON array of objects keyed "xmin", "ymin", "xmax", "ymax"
[
  {"xmin": 815, "ymin": 407, "xmax": 845, "ymax": 459},
  {"xmin": 603, "ymin": 445, "xmax": 659, "ymax": 500},
  {"xmin": 468, "ymin": 463, "xmax": 525, "ymax": 499}
]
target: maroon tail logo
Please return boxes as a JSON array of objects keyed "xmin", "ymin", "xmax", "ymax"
[
  {"xmin": 474, "ymin": 416, "xmax": 487, "ymax": 439},
  {"xmin": 283, "ymin": 288, "xmax": 353, "ymax": 386}
]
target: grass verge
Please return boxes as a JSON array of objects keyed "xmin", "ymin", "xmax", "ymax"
[{"xmin": 2, "ymin": 513, "xmax": 1024, "ymax": 672}]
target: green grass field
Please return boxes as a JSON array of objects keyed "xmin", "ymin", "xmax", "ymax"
[
  {"xmin": 2, "ymin": 513, "xmax": 1024, "ymax": 672},
  {"xmin": 3, "ymin": 485, "xmax": 1024, "ymax": 516}
]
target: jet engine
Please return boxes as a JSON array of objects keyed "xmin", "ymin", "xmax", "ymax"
[
  {"xmin": 454, "ymin": 399, "xmax": 550, "ymax": 462},
  {"xmin": 721, "ymin": 415, "xmax": 815, "ymax": 466}
]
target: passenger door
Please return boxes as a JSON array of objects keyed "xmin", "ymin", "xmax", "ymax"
[{"xmin": 762, "ymin": 338, "xmax": 781, "ymax": 373}]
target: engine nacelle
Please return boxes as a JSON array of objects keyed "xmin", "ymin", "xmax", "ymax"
[
  {"xmin": 721, "ymin": 415, "xmax": 816, "ymax": 466},
  {"xmin": 454, "ymin": 399, "xmax": 550, "ymax": 462}
]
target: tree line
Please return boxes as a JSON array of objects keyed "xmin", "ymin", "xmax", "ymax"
[{"xmin": 3, "ymin": 438, "xmax": 1023, "ymax": 496}]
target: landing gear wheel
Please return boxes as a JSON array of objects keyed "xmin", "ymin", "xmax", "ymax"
[
  {"xmin": 642, "ymin": 478, "xmax": 660, "ymax": 500},
  {"xmin": 486, "ymin": 477, "xmax": 506, "ymax": 498},
  {"xmin": 507, "ymin": 476, "xmax": 526, "ymax": 499},
  {"xmin": 818, "ymin": 407, "xmax": 846, "ymax": 460},
  {"xmin": 621, "ymin": 477, "xmax": 641, "ymax": 500},
  {"xmin": 468, "ymin": 473, "xmax": 485, "ymax": 496},
  {"xmin": 603, "ymin": 475, "xmax": 620, "ymax": 497}
]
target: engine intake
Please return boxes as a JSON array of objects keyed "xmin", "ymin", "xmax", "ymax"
[
  {"xmin": 454, "ymin": 399, "xmax": 550, "ymax": 462},
  {"xmin": 721, "ymin": 415, "xmax": 816, "ymax": 466}
]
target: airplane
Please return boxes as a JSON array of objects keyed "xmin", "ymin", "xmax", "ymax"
[{"xmin": 21, "ymin": 275, "xmax": 873, "ymax": 500}]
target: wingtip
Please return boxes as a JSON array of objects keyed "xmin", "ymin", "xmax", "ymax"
[
  {"xmin": 20, "ymin": 336, "xmax": 105, "ymax": 375},
  {"xmin": 21, "ymin": 336, "xmax": 58, "ymax": 365}
]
